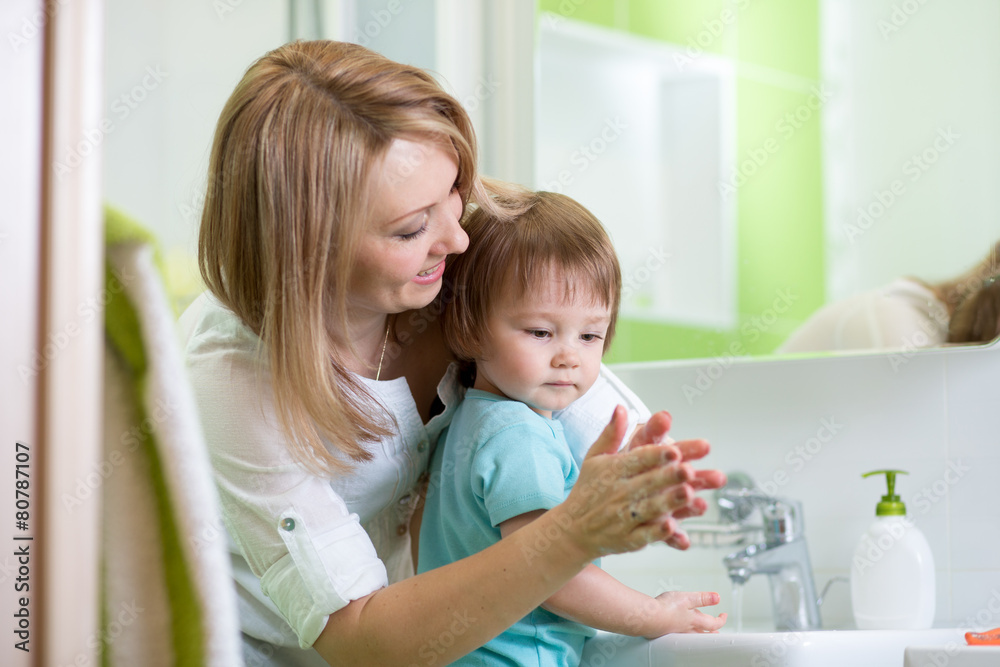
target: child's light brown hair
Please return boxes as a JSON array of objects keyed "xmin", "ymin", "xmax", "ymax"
[{"xmin": 442, "ymin": 189, "xmax": 622, "ymax": 362}]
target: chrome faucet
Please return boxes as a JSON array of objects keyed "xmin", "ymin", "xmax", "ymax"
[{"xmin": 719, "ymin": 488, "xmax": 822, "ymax": 631}]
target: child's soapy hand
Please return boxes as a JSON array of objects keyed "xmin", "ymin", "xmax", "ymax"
[{"xmin": 640, "ymin": 591, "xmax": 727, "ymax": 639}]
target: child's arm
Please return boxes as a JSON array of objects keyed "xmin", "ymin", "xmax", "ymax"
[{"xmin": 500, "ymin": 511, "xmax": 727, "ymax": 638}]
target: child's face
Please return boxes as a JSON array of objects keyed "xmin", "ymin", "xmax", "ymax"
[{"xmin": 473, "ymin": 271, "xmax": 612, "ymax": 418}]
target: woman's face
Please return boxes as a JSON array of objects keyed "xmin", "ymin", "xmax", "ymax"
[{"xmin": 350, "ymin": 138, "xmax": 468, "ymax": 319}]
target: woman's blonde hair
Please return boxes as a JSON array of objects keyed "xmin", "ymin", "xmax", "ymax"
[
  {"xmin": 442, "ymin": 189, "xmax": 622, "ymax": 363},
  {"xmin": 948, "ymin": 277, "xmax": 1000, "ymax": 344},
  {"xmin": 927, "ymin": 240, "xmax": 1000, "ymax": 315},
  {"xmin": 199, "ymin": 40, "xmax": 500, "ymax": 474}
]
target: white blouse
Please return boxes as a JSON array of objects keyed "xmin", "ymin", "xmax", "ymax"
[
  {"xmin": 179, "ymin": 293, "xmax": 649, "ymax": 665},
  {"xmin": 777, "ymin": 278, "xmax": 950, "ymax": 353}
]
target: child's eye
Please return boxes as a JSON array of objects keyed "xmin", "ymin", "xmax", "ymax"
[
  {"xmin": 581, "ymin": 333, "xmax": 603, "ymax": 342},
  {"xmin": 526, "ymin": 329, "xmax": 550, "ymax": 339}
]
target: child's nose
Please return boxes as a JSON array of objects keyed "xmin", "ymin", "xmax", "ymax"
[{"xmin": 552, "ymin": 345, "xmax": 580, "ymax": 368}]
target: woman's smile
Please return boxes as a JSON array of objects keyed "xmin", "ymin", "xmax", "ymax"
[{"xmin": 413, "ymin": 260, "xmax": 446, "ymax": 284}]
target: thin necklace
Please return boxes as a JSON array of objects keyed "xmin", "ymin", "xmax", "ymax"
[{"xmin": 375, "ymin": 320, "xmax": 390, "ymax": 381}]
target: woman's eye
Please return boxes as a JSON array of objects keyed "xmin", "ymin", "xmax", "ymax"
[
  {"xmin": 398, "ymin": 226, "xmax": 427, "ymax": 240},
  {"xmin": 398, "ymin": 211, "xmax": 430, "ymax": 240}
]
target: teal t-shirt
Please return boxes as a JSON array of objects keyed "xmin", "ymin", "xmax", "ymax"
[{"xmin": 418, "ymin": 389, "xmax": 595, "ymax": 667}]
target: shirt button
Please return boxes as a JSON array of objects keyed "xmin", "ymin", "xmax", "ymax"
[
  {"xmin": 417, "ymin": 439, "xmax": 428, "ymax": 453},
  {"xmin": 396, "ymin": 524, "xmax": 407, "ymax": 536},
  {"xmin": 280, "ymin": 518, "xmax": 295, "ymax": 531}
]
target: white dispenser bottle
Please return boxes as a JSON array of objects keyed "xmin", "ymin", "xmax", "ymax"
[{"xmin": 851, "ymin": 469, "xmax": 935, "ymax": 630}]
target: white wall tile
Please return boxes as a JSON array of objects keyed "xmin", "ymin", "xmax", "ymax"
[
  {"xmin": 947, "ymin": 456, "xmax": 1000, "ymax": 571},
  {"xmin": 950, "ymin": 571, "xmax": 1000, "ymax": 630},
  {"xmin": 945, "ymin": 341, "xmax": 1000, "ymax": 458},
  {"xmin": 607, "ymin": 341, "xmax": 1000, "ymax": 632}
]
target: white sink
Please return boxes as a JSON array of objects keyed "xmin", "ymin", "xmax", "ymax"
[{"xmin": 581, "ymin": 628, "xmax": 966, "ymax": 667}]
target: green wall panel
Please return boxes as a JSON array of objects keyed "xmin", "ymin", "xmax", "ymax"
[
  {"xmin": 738, "ymin": 0, "xmax": 820, "ymax": 79},
  {"xmin": 628, "ymin": 0, "xmax": 733, "ymax": 55},
  {"xmin": 537, "ymin": 0, "xmax": 825, "ymax": 363},
  {"xmin": 735, "ymin": 78, "xmax": 825, "ymax": 350}
]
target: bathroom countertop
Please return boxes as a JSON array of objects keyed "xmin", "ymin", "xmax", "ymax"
[{"xmin": 904, "ymin": 644, "xmax": 1000, "ymax": 667}]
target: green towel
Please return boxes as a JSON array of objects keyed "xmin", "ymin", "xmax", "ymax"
[{"xmin": 102, "ymin": 205, "xmax": 205, "ymax": 666}]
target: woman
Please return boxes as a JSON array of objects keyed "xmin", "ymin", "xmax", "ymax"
[
  {"xmin": 779, "ymin": 241, "xmax": 1000, "ymax": 354},
  {"xmin": 181, "ymin": 40, "xmax": 724, "ymax": 666}
]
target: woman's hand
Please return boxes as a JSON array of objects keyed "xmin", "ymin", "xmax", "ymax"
[
  {"xmin": 628, "ymin": 413, "xmax": 727, "ymax": 495},
  {"xmin": 625, "ymin": 411, "xmax": 726, "ymax": 548},
  {"xmin": 553, "ymin": 406, "xmax": 725, "ymax": 559}
]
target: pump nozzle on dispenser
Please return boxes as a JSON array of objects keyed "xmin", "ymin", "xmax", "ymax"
[{"xmin": 861, "ymin": 469, "xmax": 908, "ymax": 516}]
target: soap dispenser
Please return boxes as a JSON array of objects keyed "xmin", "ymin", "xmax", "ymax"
[{"xmin": 850, "ymin": 470, "xmax": 935, "ymax": 630}]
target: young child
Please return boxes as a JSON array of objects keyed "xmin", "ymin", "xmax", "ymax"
[{"xmin": 418, "ymin": 189, "xmax": 726, "ymax": 666}]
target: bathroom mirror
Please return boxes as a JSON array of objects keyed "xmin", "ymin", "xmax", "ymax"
[
  {"xmin": 102, "ymin": 0, "xmax": 1000, "ymax": 365},
  {"xmin": 534, "ymin": 0, "xmax": 1000, "ymax": 363}
]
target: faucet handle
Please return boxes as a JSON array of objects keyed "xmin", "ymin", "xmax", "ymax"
[
  {"xmin": 715, "ymin": 471, "xmax": 760, "ymax": 524},
  {"xmin": 762, "ymin": 499, "xmax": 804, "ymax": 546},
  {"xmin": 715, "ymin": 472, "xmax": 808, "ymax": 545}
]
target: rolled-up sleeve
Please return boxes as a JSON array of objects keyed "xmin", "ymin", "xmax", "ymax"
[
  {"xmin": 183, "ymin": 299, "xmax": 388, "ymax": 648},
  {"xmin": 259, "ymin": 505, "xmax": 387, "ymax": 647}
]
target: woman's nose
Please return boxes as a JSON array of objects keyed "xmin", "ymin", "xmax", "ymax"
[{"xmin": 432, "ymin": 190, "xmax": 468, "ymax": 255}]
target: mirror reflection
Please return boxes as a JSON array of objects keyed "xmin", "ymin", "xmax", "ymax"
[
  {"xmin": 535, "ymin": 0, "xmax": 1000, "ymax": 362},
  {"xmin": 102, "ymin": 0, "xmax": 1000, "ymax": 366}
]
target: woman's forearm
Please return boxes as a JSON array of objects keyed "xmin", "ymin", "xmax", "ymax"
[{"xmin": 314, "ymin": 505, "xmax": 592, "ymax": 667}]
